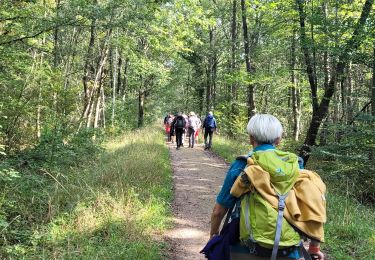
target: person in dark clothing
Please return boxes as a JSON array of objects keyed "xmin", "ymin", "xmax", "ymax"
[
  {"xmin": 172, "ymin": 112, "xmax": 186, "ymax": 149},
  {"xmin": 203, "ymin": 111, "xmax": 217, "ymax": 150}
]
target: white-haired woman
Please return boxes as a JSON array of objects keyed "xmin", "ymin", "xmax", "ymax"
[{"xmin": 205, "ymin": 114, "xmax": 325, "ymax": 260}]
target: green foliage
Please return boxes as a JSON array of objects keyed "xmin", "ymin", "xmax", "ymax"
[
  {"xmin": 312, "ymin": 115, "xmax": 375, "ymax": 204},
  {"xmin": 0, "ymin": 126, "xmax": 172, "ymax": 259}
]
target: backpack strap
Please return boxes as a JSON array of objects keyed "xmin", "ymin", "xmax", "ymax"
[
  {"xmin": 236, "ymin": 155, "xmax": 248, "ymax": 161},
  {"xmin": 271, "ymin": 193, "xmax": 289, "ymax": 260}
]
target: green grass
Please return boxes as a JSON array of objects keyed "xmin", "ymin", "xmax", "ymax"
[
  {"xmin": 1, "ymin": 127, "xmax": 172, "ymax": 259},
  {"xmin": 211, "ymin": 135, "xmax": 251, "ymax": 162},
  {"xmin": 211, "ymin": 134, "xmax": 375, "ymax": 260}
]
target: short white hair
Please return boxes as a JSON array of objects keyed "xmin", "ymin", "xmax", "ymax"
[{"xmin": 246, "ymin": 114, "xmax": 283, "ymax": 144}]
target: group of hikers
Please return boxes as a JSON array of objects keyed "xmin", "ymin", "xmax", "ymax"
[
  {"xmin": 163, "ymin": 111, "xmax": 217, "ymax": 150},
  {"xmin": 165, "ymin": 112, "xmax": 326, "ymax": 260}
]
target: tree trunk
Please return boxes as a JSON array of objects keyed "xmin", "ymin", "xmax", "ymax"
[
  {"xmin": 122, "ymin": 58, "xmax": 129, "ymax": 101},
  {"xmin": 230, "ymin": 0, "xmax": 237, "ymax": 101},
  {"xmin": 206, "ymin": 28, "xmax": 214, "ymax": 111},
  {"xmin": 53, "ymin": 0, "xmax": 61, "ymax": 68},
  {"xmin": 296, "ymin": 0, "xmax": 318, "ymax": 112},
  {"xmin": 206, "ymin": 64, "xmax": 211, "ymax": 111},
  {"xmin": 347, "ymin": 63, "xmax": 354, "ymax": 122},
  {"xmin": 372, "ymin": 47, "xmax": 375, "ymax": 116},
  {"xmin": 138, "ymin": 89, "xmax": 145, "ymax": 128},
  {"xmin": 229, "ymin": 0, "xmax": 238, "ymax": 135},
  {"xmin": 340, "ymin": 71, "xmax": 346, "ymax": 123},
  {"xmin": 290, "ymin": 30, "xmax": 300, "ymax": 141},
  {"xmin": 112, "ymin": 45, "xmax": 118, "ymax": 127},
  {"xmin": 94, "ymin": 85, "xmax": 102, "ymax": 128},
  {"xmin": 212, "ymin": 52, "xmax": 217, "ymax": 107},
  {"xmin": 117, "ymin": 56, "xmax": 122, "ymax": 95},
  {"xmin": 241, "ymin": 0, "xmax": 255, "ymax": 119},
  {"xmin": 102, "ymin": 86, "xmax": 106, "ymax": 128},
  {"xmin": 82, "ymin": 29, "xmax": 111, "ymax": 128},
  {"xmin": 322, "ymin": 2, "xmax": 329, "ymax": 91},
  {"xmin": 82, "ymin": 17, "xmax": 96, "ymax": 110}
]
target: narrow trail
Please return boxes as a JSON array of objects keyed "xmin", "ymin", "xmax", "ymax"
[{"xmin": 164, "ymin": 140, "xmax": 228, "ymax": 260}]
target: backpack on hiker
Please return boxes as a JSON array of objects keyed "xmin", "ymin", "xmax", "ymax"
[
  {"xmin": 175, "ymin": 116, "xmax": 185, "ymax": 129},
  {"xmin": 230, "ymin": 150, "xmax": 326, "ymax": 260},
  {"xmin": 204, "ymin": 116, "xmax": 215, "ymax": 129}
]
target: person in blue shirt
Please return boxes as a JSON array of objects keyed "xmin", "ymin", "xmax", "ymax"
[
  {"xmin": 208, "ymin": 114, "xmax": 324, "ymax": 260},
  {"xmin": 203, "ymin": 111, "xmax": 217, "ymax": 150}
]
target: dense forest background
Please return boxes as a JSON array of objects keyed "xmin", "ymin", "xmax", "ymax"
[{"xmin": 0, "ymin": 0, "xmax": 374, "ymax": 258}]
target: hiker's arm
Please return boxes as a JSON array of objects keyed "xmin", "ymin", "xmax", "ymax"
[
  {"xmin": 308, "ymin": 239, "xmax": 324, "ymax": 259},
  {"xmin": 209, "ymin": 203, "xmax": 228, "ymax": 238}
]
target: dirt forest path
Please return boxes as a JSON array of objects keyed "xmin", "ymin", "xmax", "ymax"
[{"xmin": 164, "ymin": 139, "xmax": 229, "ymax": 260}]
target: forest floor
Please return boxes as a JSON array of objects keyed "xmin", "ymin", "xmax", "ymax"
[{"xmin": 164, "ymin": 138, "xmax": 228, "ymax": 260}]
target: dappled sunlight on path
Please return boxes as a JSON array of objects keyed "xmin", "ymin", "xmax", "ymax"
[{"xmin": 164, "ymin": 140, "xmax": 228, "ymax": 259}]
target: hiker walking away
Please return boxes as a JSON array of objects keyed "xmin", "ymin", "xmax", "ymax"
[
  {"xmin": 202, "ymin": 114, "xmax": 326, "ymax": 260},
  {"xmin": 203, "ymin": 111, "xmax": 217, "ymax": 150},
  {"xmin": 182, "ymin": 113, "xmax": 189, "ymax": 147},
  {"xmin": 172, "ymin": 112, "xmax": 186, "ymax": 149},
  {"xmin": 164, "ymin": 113, "xmax": 173, "ymax": 142},
  {"xmin": 187, "ymin": 112, "xmax": 200, "ymax": 148},
  {"xmin": 195, "ymin": 115, "xmax": 202, "ymax": 144},
  {"xmin": 170, "ymin": 114, "xmax": 176, "ymax": 144}
]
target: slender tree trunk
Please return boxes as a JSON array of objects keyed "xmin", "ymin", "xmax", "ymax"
[
  {"xmin": 291, "ymin": 30, "xmax": 300, "ymax": 140},
  {"xmin": 82, "ymin": 17, "xmax": 96, "ymax": 111},
  {"xmin": 229, "ymin": 0, "xmax": 238, "ymax": 135},
  {"xmin": 206, "ymin": 28, "xmax": 214, "ymax": 111},
  {"xmin": 112, "ymin": 45, "xmax": 118, "ymax": 127},
  {"xmin": 206, "ymin": 64, "xmax": 211, "ymax": 111},
  {"xmin": 138, "ymin": 89, "xmax": 145, "ymax": 128},
  {"xmin": 117, "ymin": 56, "xmax": 122, "ymax": 95},
  {"xmin": 53, "ymin": 0, "xmax": 61, "ymax": 68},
  {"xmin": 37, "ymin": 50, "xmax": 43, "ymax": 139},
  {"xmin": 241, "ymin": 0, "xmax": 255, "ymax": 119},
  {"xmin": 212, "ymin": 52, "xmax": 217, "ymax": 107},
  {"xmin": 340, "ymin": 70, "xmax": 346, "ymax": 123},
  {"xmin": 86, "ymin": 99, "xmax": 95, "ymax": 128},
  {"xmin": 230, "ymin": 0, "xmax": 237, "ymax": 101},
  {"xmin": 82, "ymin": 29, "xmax": 111, "ymax": 128},
  {"xmin": 122, "ymin": 58, "xmax": 128, "ymax": 101},
  {"xmin": 347, "ymin": 63, "xmax": 354, "ymax": 123},
  {"xmin": 94, "ymin": 85, "xmax": 102, "ymax": 128},
  {"xmin": 63, "ymin": 27, "xmax": 78, "ymax": 90},
  {"xmin": 102, "ymin": 87, "xmax": 106, "ymax": 128},
  {"xmin": 372, "ymin": 47, "xmax": 375, "ymax": 116},
  {"xmin": 322, "ymin": 2, "xmax": 329, "ymax": 91},
  {"xmin": 310, "ymin": 0, "xmax": 317, "ymax": 89},
  {"xmin": 296, "ymin": 0, "xmax": 318, "ymax": 112},
  {"xmin": 37, "ymin": 3, "xmax": 48, "ymax": 140}
]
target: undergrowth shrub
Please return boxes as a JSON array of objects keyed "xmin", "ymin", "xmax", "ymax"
[
  {"xmin": 313, "ymin": 115, "xmax": 375, "ymax": 204},
  {"xmin": 0, "ymin": 126, "xmax": 172, "ymax": 259}
]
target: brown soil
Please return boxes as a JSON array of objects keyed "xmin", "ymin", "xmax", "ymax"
[{"xmin": 164, "ymin": 140, "xmax": 229, "ymax": 260}]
